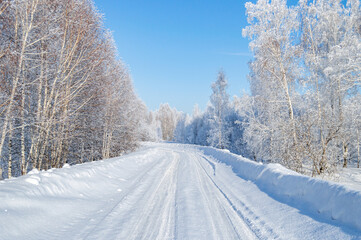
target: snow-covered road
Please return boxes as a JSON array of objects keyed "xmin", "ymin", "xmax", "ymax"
[{"xmin": 0, "ymin": 143, "xmax": 360, "ymax": 239}]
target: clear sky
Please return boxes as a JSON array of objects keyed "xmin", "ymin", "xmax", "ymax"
[{"xmin": 93, "ymin": 0, "xmax": 255, "ymax": 114}]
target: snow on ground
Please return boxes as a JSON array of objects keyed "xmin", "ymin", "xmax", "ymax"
[
  {"xmin": 333, "ymin": 167, "xmax": 361, "ymax": 192},
  {"xmin": 0, "ymin": 142, "xmax": 361, "ymax": 239}
]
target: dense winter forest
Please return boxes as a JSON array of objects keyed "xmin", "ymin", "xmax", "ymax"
[
  {"xmin": 156, "ymin": 0, "xmax": 361, "ymax": 176},
  {"xmin": 0, "ymin": 0, "xmax": 155, "ymax": 179}
]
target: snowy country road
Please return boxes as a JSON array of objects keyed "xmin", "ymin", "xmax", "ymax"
[{"xmin": 1, "ymin": 143, "xmax": 361, "ymax": 240}]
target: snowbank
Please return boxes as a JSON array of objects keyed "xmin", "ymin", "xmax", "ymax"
[
  {"xmin": 200, "ymin": 146, "xmax": 361, "ymax": 232},
  {"xmin": 0, "ymin": 146, "xmax": 161, "ymax": 239}
]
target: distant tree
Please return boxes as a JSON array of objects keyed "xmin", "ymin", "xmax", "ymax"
[
  {"xmin": 174, "ymin": 113, "xmax": 191, "ymax": 143},
  {"xmin": 207, "ymin": 70, "xmax": 230, "ymax": 149},
  {"xmin": 156, "ymin": 103, "xmax": 180, "ymax": 141}
]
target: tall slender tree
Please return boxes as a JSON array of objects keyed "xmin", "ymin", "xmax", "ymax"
[{"xmin": 207, "ymin": 70, "xmax": 230, "ymax": 149}]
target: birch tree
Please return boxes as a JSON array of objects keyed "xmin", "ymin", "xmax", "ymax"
[
  {"xmin": 300, "ymin": 0, "xmax": 361, "ymax": 174},
  {"xmin": 242, "ymin": 0, "xmax": 303, "ymax": 170},
  {"xmin": 207, "ymin": 70, "xmax": 230, "ymax": 149}
]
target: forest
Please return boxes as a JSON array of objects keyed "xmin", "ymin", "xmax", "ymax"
[
  {"xmin": 0, "ymin": 0, "xmax": 154, "ymax": 179},
  {"xmin": 156, "ymin": 0, "xmax": 361, "ymax": 176}
]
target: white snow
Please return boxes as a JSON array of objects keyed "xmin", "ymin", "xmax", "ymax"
[
  {"xmin": 334, "ymin": 167, "xmax": 361, "ymax": 192},
  {"xmin": 199, "ymin": 146, "xmax": 361, "ymax": 233},
  {"xmin": 0, "ymin": 142, "xmax": 360, "ymax": 239}
]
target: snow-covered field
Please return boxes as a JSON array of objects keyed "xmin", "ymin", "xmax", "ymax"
[{"xmin": 0, "ymin": 142, "xmax": 361, "ymax": 240}]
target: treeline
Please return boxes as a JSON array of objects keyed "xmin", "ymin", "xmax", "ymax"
[
  {"xmin": 143, "ymin": 103, "xmax": 181, "ymax": 143},
  {"xmin": 0, "ymin": 0, "xmax": 150, "ymax": 179},
  {"xmin": 154, "ymin": 70, "xmax": 247, "ymax": 157},
  {"xmin": 241, "ymin": 0, "xmax": 360, "ymax": 175},
  {"xmin": 162, "ymin": 0, "xmax": 361, "ymax": 176},
  {"xmin": 171, "ymin": 71, "xmax": 247, "ymax": 157}
]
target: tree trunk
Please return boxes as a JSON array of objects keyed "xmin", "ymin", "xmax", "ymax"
[
  {"xmin": 342, "ymin": 142, "xmax": 348, "ymax": 168},
  {"xmin": 27, "ymin": 39, "xmax": 46, "ymax": 170},
  {"xmin": 357, "ymin": 129, "xmax": 360, "ymax": 168},
  {"xmin": 281, "ymin": 70, "xmax": 297, "ymax": 146},
  {"xmin": 7, "ymin": 121, "xmax": 13, "ymax": 178},
  {"xmin": 21, "ymin": 68, "xmax": 27, "ymax": 175}
]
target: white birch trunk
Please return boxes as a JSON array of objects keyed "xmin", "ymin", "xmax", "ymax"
[{"xmin": 7, "ymin": 121, "xmax": 12, "ymax": 178}]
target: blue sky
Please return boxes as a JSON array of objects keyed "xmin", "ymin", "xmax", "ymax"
[{"xmin": 94, "ymin": 0, "xmax": 255, "ymax": 114}]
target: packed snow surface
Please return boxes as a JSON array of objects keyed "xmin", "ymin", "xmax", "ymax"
[{"xmin": 0, "ymin": 142, "xmax": 361, "ymax": 240}]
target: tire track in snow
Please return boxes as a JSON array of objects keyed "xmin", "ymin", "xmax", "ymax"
[
  {"xmin": 191, "ymin": 152, "xmax": 223, "ymax": 239},
  {"xmin": 127, "ymin": 151, "xmax": 180, "ymax": 240},
  {"xmin": 82, "ymin": 150, "xmax": 170, "ymax": 239},
  {"xmin": 191, "ymin": 152, "xmax": 258, "ymax": 239},
  {"xmin": 155, "ymin": 153, "xmax": 179, "ymax": 240},
  {"xmin": 197, "ymin": 154, "xmax": 281, "ymax": 240}
]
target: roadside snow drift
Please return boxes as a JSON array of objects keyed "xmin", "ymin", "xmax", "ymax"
[{"xmin": 200, "ymin": 146, "xmax": 361, "ymax": 232}]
